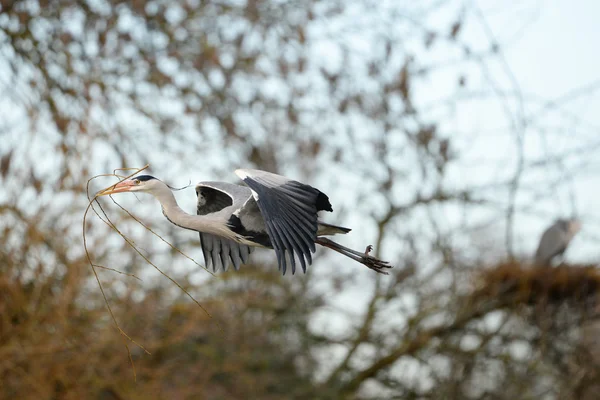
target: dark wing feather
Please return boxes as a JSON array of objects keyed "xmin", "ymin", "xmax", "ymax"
[
  {"xmin": 195, "ymin": 184, "xmax": 253, "ymax": 271},
  {"xmin": 236, "ymin": 169, "xmax": 332, "ymax": 275},
  {"xmin": 198, "ymin": 231, "xmax": 253, "ymax": 272},
  {"xmin": 196, "ymin": 186, "xmax": 233, "ymax": 215}
]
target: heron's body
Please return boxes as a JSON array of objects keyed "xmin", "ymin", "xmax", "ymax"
[
  {"xmin": 98, "ymin": 169, "xmax": 390, "ymax": 275},
  {"xmin": 534, "ymin": 219, "xmax": 581, "ymax": 266}
]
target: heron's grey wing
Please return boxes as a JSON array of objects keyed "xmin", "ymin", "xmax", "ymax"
[
  {"xmin": 235, "ymin": 169, "xmax": 333, "ymax": 275},
  {"xmin": 198, "ymin": 232, "xmax": 252, "ymax": 272},
  {"xmin": 195, "ymin": 183, "xmax": 253, "ymax": 271},
  {"xmin": 237, "ymin": 194, "xmax": 267, "ymax": 232},
  {"xmin": 535, "ymin": 224, "xmax": 567, "ymax": 264}
]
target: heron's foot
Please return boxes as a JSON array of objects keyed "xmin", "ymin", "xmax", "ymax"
[
  {"xmin": 315, "ymin": 237, "xmax": 393, "ymax": 274},
  {"xmin": 361, "ymin": 245, "xmax": 392, "ymax": 274}
]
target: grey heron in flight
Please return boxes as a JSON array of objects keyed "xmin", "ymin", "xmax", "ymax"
[
  {"xmin": 534, "ymin": 218, "xmax": 581, "ymax": 266},
  {"xmin": 97, "ymin": 169, "xmax": 391, "ymax": 275}
]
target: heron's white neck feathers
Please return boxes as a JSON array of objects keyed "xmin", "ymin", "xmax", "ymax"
[{"xmin": 149, "ymin": 183, "xmax": 237, "ymax": 239}]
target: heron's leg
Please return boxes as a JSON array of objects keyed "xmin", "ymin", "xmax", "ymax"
[
  {"xmin": 316, "ymin": 237, "xmax": 377, "ymax": 259},
  {"xmin": 315, "ymin": 237, "xmax": 392, "ymax": 274}
]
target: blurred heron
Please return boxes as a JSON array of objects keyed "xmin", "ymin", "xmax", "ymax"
[
  {"xmin": 534, "ymin": 218, "xmax": 581, "ymax": 266},
  {"xmin": 97, "ymin": 169, "xmax": 391, "ymax": 275}
]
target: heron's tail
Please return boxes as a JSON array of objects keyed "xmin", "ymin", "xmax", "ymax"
[
  {"xmin": 315, "ymin": 237, "xmax": 392, "ymax": 274},
  {"xmin": 317, "ymin": 221, "xmax": 351, "ymax": 236}
]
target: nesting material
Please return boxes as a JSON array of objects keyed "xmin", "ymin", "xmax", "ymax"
[{"xmin": 475, "ymin": 262, "xmax": 600, "ymax": 305}]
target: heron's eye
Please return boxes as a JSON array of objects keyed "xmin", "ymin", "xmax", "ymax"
[{"xmin": 133, "ymin": 179, "xmax": 141, "ymax": 185}]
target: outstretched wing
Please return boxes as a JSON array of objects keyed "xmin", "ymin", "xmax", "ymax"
[
  {"xmin": 235, "ymin": 169, "xmax": 333, "ymax": 275},
  {"xmin": 198, "ymin": 232, "xmax": 252, "ymax": 272},
  {"xmin": 195, "ymin": 183, "xmax": 253, "ymax": 271}
]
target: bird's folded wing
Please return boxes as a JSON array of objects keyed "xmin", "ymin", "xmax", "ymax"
[
  {"xmin": 199, "ymin": 233, "xmax": 252, "ymax": 272},
  {"xmin": 235, "ymin": 169, "xmax": 328, "ymax": 275},
  {"xmin": 535, "ymin": 227, "xmax": 567, "ymax": 265}
]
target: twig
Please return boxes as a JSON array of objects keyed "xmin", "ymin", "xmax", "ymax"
[
  {"xmin": 83, "ymin": 175, "xmax": 150, "ymax": 380},
  {"xmin": 82, "ymin": 164, "xmax": 224, "ymax": 376}
]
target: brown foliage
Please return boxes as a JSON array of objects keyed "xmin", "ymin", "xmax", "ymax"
[
  {"xmin": 1, "ymin": 250, "xmax": 320, "ymax": 399},
  {"xmin": 1, "ymin": 194, "xmax": 320, "ymax": 399}
]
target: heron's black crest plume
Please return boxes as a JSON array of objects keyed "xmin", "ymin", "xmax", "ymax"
[
  {"xmin": 134, "ymin": 175, "xmax": 190, "ymax": 191},
  {"xmin": 135, "ymin": 175, "xmax": 157, "ymax": 182},
  {"xmin": 167, "ymin": 180, "xmax": 192, "ymax": 191}
]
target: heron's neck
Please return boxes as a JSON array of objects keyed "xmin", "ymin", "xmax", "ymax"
[
  {"xmin": 150, "ymin": 185, "xmax": 228, "ymax": 236},
  {"xmin": 149, "ymin": 187, "xmax": 189, "ymax": 226}
]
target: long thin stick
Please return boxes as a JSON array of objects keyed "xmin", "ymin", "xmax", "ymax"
[
  {"xmin": 92, "ymin": 200, "xmax": 220, "ymax": 326},
  {"xmin": 82, "ymin": 165, "xmax": 223, "ymax": 377},
  {"xmin": 109, "ymin": 198, "xmax": 216, "ymax": 277},
  {"xmin": 83, "ymin": 186, "xmax": 149, "ymax": 380}
]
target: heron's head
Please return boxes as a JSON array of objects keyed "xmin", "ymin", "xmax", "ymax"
[
  {"xmin": 96, "ymin": 175, "xmax": 162, "ymax": 196},
  {"xmin": 556, "ymin": 218, "xmax": 582, "ymax": 236},
  {"xmin": 567, "ymin": 219, "xmax": 582, "ymax": 235}
]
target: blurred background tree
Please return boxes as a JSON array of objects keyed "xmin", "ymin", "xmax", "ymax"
[{"xmin": 1, "ymin": 0, "xmax": 600, "ymax": 399}]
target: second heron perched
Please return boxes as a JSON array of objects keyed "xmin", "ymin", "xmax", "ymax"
[{"xmin": 534, "ymin": 218, "xmax": 581, "ymax": 266}]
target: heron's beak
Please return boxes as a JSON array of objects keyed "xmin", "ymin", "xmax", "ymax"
[{"xmin": 96, "ymin": 180, "xmax": 136, "ymax": 197}]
